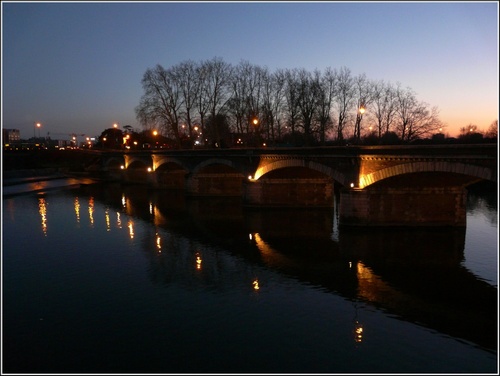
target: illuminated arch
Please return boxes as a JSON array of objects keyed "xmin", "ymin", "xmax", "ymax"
[
  {"xmin": 123, "ymin": 155, "xmax": 152, "ymax": 169},
  {"xmin": 153, "ymin": 156, "xmax": 190, "ymax": 172},
  {"xmin": 359, "ymin": 161, "xmax": 495, "ymax": 188},
  {"xmin": 254, "ymin": 159, "xmax": 348, "ymax": 186}
]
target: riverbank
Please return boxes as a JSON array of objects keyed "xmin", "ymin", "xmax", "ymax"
[{"xmin": 2, "ymin": 168, "xmax": 101, "ymax": 197}]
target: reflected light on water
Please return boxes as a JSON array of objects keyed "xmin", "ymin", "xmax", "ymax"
[
  {"xmin": 105, "ymin": 208, "xmax": 111, "ymax": 231},
  {"xmin": 74, "ymin": 197, "xmax": 80, "ymax": 223},
  {"xmin": 128, "ymin": 220, "xmax": 134, "ymax": 239},
  {"xmin": 117, "ymin": 212, "xmax": 122, "ymax": 229},
  {"xmin": 196, "ymin": 253, "xmax": 202, "ymax": 270},
  {"xmin": 354, "ymin": 321, "xmax": 364, "ymax": 343},
  {"xmin": 38, "ymin": 197, "xmax": 48, "ymax": 236},
  {"xmin": 253, "ymin": 279, "xmax": 260, "ymax": 290},
  {"xmin": 88, "ymin": 197, "xmax": 94, "ymax": 227},
  {"xmin": 156, "ymin": 232, "xmax": 161, "ymax": 252}
]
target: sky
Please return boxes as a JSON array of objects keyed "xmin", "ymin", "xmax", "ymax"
[{"xmin": 2, "ymin": 1, "xmax": 498, "ymax": 140}]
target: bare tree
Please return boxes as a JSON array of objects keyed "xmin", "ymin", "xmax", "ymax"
[
  {"xmin": 395, "ymin": 84, "xmax": 442, "ymax": 142},
  {"xmin": 459, "ymin": 123, "xmax": 480, "ymax": 136},
  {"xmin": 296, "ymin": 68, "xmax": 320, "ymax": 145},
  {"xmin": 174, "ymin": 60, "xmax": 201, "ymax": 146},
  {"xmin": 371, "ymin": 80, "xmax": 397, "ymax": 138},
  {"xmin": 199, "ymin": 57, "xmax": 233, "ymax": 146},
  {"xmin": 283, "ymin": 68, "xmax": 301, "ymax": 145},
  {"xmin": 333, "ymin": 66, "xmax": 355, "ymax": 141},
  {"xmin": 195, "ymin": 63, "xmax": 211, "ymax": 145},
  {"xmin": 270, "ymin": 69, "xmax": 287, "ymax": 142},
  {"xmin": 135, "ymin": 64, "xmax": 184, "ymax": 148},
  {"xmin": 485, "ymin": 120, "xmax": 498, "ymax": 139},
  {"xmin": 352, "ymin": 74, "xmax": 374, "ymax": 142},
  {"xmin": 260, "ymin": 66, "xmax": 277, "ymax": 143},
  {"xmin": 228, "ymin": 61, "xmax": 252, "ymax": 135},
  {"xmin": 316, "ymin": 67, "xmax": 336, "ymax": 145},
  {"xmin": 137, "ymin": 57, "xmax": 447, "ymax": 147}
]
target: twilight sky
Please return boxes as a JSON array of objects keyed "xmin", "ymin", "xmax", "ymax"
[{"xmin": 2, "ymin": 1, "xmax": 498, "ymax": 140}]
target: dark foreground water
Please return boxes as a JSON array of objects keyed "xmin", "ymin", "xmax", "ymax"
[{"xmin": 2, "ymin": 182, "xmax": 497, "ymax": 373}]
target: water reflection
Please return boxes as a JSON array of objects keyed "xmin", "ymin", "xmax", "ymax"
[
  {"xmin": 40, "ymin": 183, "xmax": 496, "ymax": 351},
  {"xmin": 38, "ymin": 197, "xmax": 48, "ymax": 236},
  {"xmin": 74, "ymin": 197, "xmax": 80, "ymax": 224},
  {"xmin": 105, "ymin": 207, "xmax": 111, "ymax": 231},
  {"xmin": 353, "ymin": 302, "xmax": 364, "ymax": 344},
  {"xmin": 88, "ymin": 197, "xmax": 94, "ymax": 227}
]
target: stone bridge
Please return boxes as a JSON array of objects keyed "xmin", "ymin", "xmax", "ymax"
[{"xmin": 91, "ymin": 144, "xmax": 497, "ymax": 227}]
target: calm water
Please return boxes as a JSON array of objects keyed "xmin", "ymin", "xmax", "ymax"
[{"xmin": 2, "ymin": 182, "xmax": 497, "ymax": 373}]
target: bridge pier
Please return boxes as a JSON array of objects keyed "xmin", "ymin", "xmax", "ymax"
[
  {"xmin": 186, "ymin": 173, "xmax": 245, "ymax": 196},
  {"xmin": 339, "ymin": 186, "xmax": 467, "ymax": 227},
  {"xmin": 244, "ymin": 178, "xmax": 334, "ymax": 207}
]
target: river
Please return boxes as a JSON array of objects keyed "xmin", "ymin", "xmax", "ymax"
[{"xmin": 2, "ymin": 181, "xmax": 497, "ymax": 373}]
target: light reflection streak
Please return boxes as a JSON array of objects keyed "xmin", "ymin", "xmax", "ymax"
[
  {"xmin": 252, "ymin": 232, "xmax": 288, "ymax": 267},
  {"xmin": 88, "ymin": 197, "xmax": 94, "ymax": 227},
  {"xmin": 74, "ymin": 197, "xmax": 80, "ymax": 223},
  {"xmin": 196, "ymin": 253, "xmax": 202, "ymax": 270},
  {"xmin": 117, "ymin": 212, "xmax": 122, "ymax": 229},
  {"xmin": 156, "ymin": 232, "xmax": 161, "ymax": 252},
  {"xmin": 105, "ymin": 208, "xmax": 111, "ymax": 231},
  {"xmin": 128, "ymin": 220, "xmax": 134, "ymax": 239},
  {"xmin": 354, "ymin": 321, "xmax": 364, "ymax": 343},
  {"xmin": 38, "ymin": 197, "xmax": 48, "ymax": 236}
]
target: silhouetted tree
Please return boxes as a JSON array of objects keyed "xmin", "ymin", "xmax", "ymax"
[
  {"xmin": 333, "ymin": 66, "xmax": 355, "ymax": 142},
  {"xmin": 316, "ymin": 67, "xmax": 336, "ymax": 145},
  {"xmin": 205, "ymin": 113, "xmax": 231, "ymax": 148},
  {"xmin": 371, "ymin": 80, "xmax": 397, "ymax": 138},
  {"xmin": 98, "ymin": 128, "xmax": 123, "ymax": 149},
  {"xmin": 484, "ymin": 120, "xmax": 498, "ymax": 139},
  {"xmin": 136, "ymin": 64, "xmax": 183, "ymax": 148},
  {"xmin": 135, "ymin": 57, "xmax": 453, "ymax": 146}
]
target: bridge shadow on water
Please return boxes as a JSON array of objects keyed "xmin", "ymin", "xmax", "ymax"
[{"xmin": 77, "ymin": 183, "xmax": 497, "ymax": 352}]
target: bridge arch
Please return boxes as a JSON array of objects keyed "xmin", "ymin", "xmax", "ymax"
[
  {"xmin": 104, "ymin": 156, "xmax": 125, "ymax": 170},
  {"xmin": 124, "ymin": 155, "xmax": 152, "ymax": 169},
  {"xmin": 153, "ymin": 156, "xmax": 190, "ymax": 172},
  {"xmin": 254, "ymin": 159, "xmax": 349, "ymax": 187},
  {"xmin": 191, "ymin": 158, "xmax": 244, "ymax": 176},
  {"xmin": 359, "ymin": 161, "xmax": 496, "ymax": 188}
]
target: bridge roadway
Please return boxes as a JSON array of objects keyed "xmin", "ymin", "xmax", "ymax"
[{"xmin": 89, "ymin": 144, "xmax": 497, "ymax": 227}]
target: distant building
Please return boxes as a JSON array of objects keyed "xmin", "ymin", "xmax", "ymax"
[{"xmin": 3, "ymin": 129, "xmax": 21, "ymax": 144}]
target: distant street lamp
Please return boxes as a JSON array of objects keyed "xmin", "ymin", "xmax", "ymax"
[
  {"xmin": 113, "ymin": 123, "xmax": 119, "ymax": 129},
  {"xmin": 252, "ymin": 118, "xmax": 259, "ymax": 146},
  {"xmin": 355, "ymin": 104, "xmax": 366, "ymax": 141},
  {"xmin": 34, "ymin": 122, "xmax": 41, "ymax": 139}
]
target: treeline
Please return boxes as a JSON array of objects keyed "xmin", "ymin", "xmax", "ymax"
[{"xmin": 135, "ymin": 57, "xmax": 446, "ymax": 148}]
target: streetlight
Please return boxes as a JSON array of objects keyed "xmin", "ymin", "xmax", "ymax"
[
  {"xmin": 34, "ymin": 122, "xmax": 41, "ymax": 139},
  {"xmin": 252, "ymin": 118, "xmax": 259, "ymax": 146},
  {"xmin": 113, "ymin": 123, "xmax": 119, "ymax": 129},
  {"xmin": 355, "ymin": 105, "xmax": 366, "ymax": 141}
]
